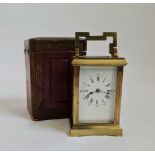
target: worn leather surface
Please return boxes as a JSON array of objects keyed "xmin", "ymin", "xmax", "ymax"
[{"xmin": 24, "ymin": 37, "xmax": 86, "ymax": 120}]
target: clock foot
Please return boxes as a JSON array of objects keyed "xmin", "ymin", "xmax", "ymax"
[{"xmin": 70, "ymin": 125, "xmax": 123, "ymax": 137}]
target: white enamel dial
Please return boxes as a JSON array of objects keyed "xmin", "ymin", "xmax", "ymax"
[{"xmin": 79, "ymin": 66, "xmax": 117, "ymax": 123}]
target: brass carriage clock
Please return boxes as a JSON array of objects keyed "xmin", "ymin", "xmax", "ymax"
[{"xmin": 70, "ymin": 32, "xmax": 127, "ymax": 136}]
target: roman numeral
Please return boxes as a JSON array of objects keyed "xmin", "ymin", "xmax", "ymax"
[
  {"xmin": 83, "ymin": 90, "xmax": 89, "ymax": 92},
  {"xmin": 85, "ymin": 94, "xmax": 89, "ymax": 99},
  {"xmin": 80, "ymin": 90, "xmax": 89, "ymax": 93},
  {"xmin": 83, "ymin": 82, "xmax": 90, "ymax": 86},
  {"xmin": 102, "ymin": 99, "xmax": 105, "ymax": 103},
  {"xmin": 102, "ymin": 99, "xmax": 106, "ymax": 105},
  {"xmin": 106, "ymin": 83, "xmax": 110, "ymax": 87},
  {"xmin": 107, "ymin": 90, "xmax": 112, "ymax": 94},
  {"xmin": 95, "ymin": 100, "xmax": 99, "ymax": 107},
  {"xmin": 105, "ymin": 94, "xmax": 110, "ymax": 99},
  {"xmin": 97, "ymin": 74, "xmax": 100, "ymax": 81},
  {"xmin": 89, "ymin": 76, "xmax": 94, "ymax": 83},
  {"xmin": 103, "ymin": 78, "xmax": 106, "ymax": 83},
  {"xmin": 90, "ymin": 98, "xmax": 93, "ymax": 104}
]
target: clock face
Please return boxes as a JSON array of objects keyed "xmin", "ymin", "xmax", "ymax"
[{"xmin": 79, "ymin": 66, "xmax": 117, "ymax": 123}]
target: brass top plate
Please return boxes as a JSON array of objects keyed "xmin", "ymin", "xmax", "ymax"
[{"xmin": 72, "ymin": 58, "xmax": 128, "ymax": 66}]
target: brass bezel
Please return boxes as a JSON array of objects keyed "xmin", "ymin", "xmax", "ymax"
[{"xmin": 70, "ymin": 58, "xmax": 127, "ymax": 136}]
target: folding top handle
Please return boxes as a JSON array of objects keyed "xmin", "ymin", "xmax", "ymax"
[{"xmin": 75, "ymin": 32, "xmax": 118, "ymax": 57}]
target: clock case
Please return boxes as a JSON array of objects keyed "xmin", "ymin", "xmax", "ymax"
[
  {"xmin": 24, "ymin": 37, "xmax": 86, "ymax": 121},
  {"xmin": 70, "ymin": 32, "xmax": 128, "ymax": 136}
]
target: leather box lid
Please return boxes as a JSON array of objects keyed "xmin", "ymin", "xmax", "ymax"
[{"xmin": 24, "ymin": 37, "xmax": 87, "ymax": 52}]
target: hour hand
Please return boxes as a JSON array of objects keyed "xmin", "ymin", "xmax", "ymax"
[{"xmin": 85, "ymin": 91, "xmax": 94, "ymax": 99}]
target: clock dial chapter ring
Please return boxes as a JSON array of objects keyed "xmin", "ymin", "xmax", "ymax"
[{"xmin": 80, "ymin": 73, "xmax": 115, "ymax": 107}]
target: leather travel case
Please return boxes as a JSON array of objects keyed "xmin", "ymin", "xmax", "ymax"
[{"xmin": 24, "ymin": 37, "xmax": 86, "ymax": 120}]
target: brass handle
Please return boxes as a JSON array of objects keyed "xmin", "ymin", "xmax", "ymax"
[{"xmin": 75, "ymin": 32, "xmax": 118, "ymax": 57}]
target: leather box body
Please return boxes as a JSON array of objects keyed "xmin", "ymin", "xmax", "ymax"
[{"xmin": 24, "ymin": 37, "xmax": 86, "ymax": 121}]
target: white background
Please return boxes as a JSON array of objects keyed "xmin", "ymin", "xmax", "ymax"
[{"xmin": 0, "ymin": 3, "xmax": 155, "ymax": 150}]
